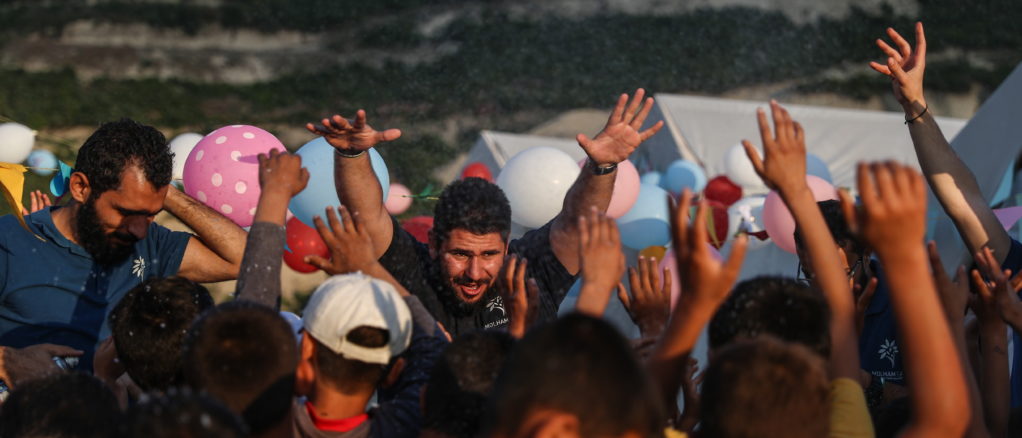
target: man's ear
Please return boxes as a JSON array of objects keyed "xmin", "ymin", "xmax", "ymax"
[
  {"xmin": 69, "ymin": 171, "xmax": 91, "ymax": 204},
  {"xmin": 295, "ymin": 333, "xmax": 316, "ymax": 396},
  {"xmin": 428, "ymin": 232, "xmax": 439, "ymax": 259},
  {"xmin": 381, "ymin": 357, "xmax": 406, "ymax": 389}
]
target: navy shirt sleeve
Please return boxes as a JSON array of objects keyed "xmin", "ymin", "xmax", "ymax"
[
  {"xmin": 145, "ymin": 222, "xmax": 191, "ymax": 278},
  {"xmin": 1000, "ymin": 239, "xmax": 1022, "ymax": 408}
]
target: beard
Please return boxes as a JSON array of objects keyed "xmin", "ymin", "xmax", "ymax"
[
  {"xmin": 432, "ymin": 261, "xmax": 493, "ymax": 317},
  {"xmin": 75, "ymin": 197, "xmax": 138, "ymax": 266}
]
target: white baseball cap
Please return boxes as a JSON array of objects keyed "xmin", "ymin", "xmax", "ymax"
[{"xmin": 302, "ymin": 272, "xmax": 413, "ymax": 365}]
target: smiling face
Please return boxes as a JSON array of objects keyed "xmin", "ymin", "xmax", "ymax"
[
  {"xmin": 74, "ymin": 165, "xmax": 168, "ymax": 265},
  {"xmin": 433, "ymin": 228, "xmax": 508, "ymax": 304}
]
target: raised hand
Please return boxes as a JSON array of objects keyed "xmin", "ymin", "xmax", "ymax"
[
  {"xmin": 575, "ymin": 207, "xmax": 627, "ymax": 316},
  {"xmin": 305, "ymin": 109, "xmax": 402, "ymax": 154},
  {"xmin": 500, "ymin": 255, "xmax": 540, "ymax": 339},
  {"xmin": 258, "ymin": 149, "xmax": 309, "ymax": 197},
  {"xmin": 742, "ymin": 100, "xmax": 807, "ymax": 194},
  {"xmin": 973, "ymin": 247, "xmax": 1022, "ymax": 331},
  {"xmin": 840, "ymin": 162, "xmax": 928, "ymax": 256},
  {"xmin": 576, "ymin": 89, "xmax": 664, "ymax": 166},
  {"xmin": 20, "ymin": 190, "xmax": 52, "ymax": 215},
  {"xmin": 619, "ymin": 256, "xmax": 671, "ymax": 338},
  {"xmin": 869, "ymin": 22, "xmax": 927, "ymax": 116},
  {"xmin": 671, "ymin": 190, "xmax": 748, "ymax": 310},
  {"xmin": 306, "ymin": 206, "xmax": 377, "ymax": 275}
]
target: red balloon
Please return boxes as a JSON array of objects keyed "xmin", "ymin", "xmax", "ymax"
[
  {"xmin": 704, "ymin": 175, "xmax": 743, "ymax": 207},
  {"xmin": 283, "ymin": 217, "xmax": 330, "ymax": 273},
  {"xmin": 461, "ymin": 162, "xmax": 493, "ymax": 182},
  {"xmin": 707, "ymin": 200, "xmax": 730, "ymax": 249},
  {"xmin": 402, "ymin": 216, "xmax": 434, "ymax": 244}
]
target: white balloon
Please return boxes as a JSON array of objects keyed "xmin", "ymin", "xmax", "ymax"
[
  {"xmin": 496, "ymin": 147, "xmax": 581, "ymax": 229},
  {"xmin": 723, "ymin": 144, "xmax": 766, "ymax": 191},
  {"xmin": 726, "ymin": 195, "xmax": 770, "ymax": 250},
  {"xmin": 169, "ymin": 133, "xmax": 204, "ymax": 181},
  {"xmin": 806, "ymin": 154, "xmax": 833, "ymax": 183},
  {"xmin": 0, "ymin": 123, "xmax": 35, "ymax": 164}
]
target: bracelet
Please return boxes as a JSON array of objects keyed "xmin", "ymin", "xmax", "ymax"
[
  {"xmin": 334, "ymin": 148, "xmax": 366, "ymax": 158},
  {"xmin": 904, "ymin": 105, "xmax": 928, "ymax": 125},
  {"xmin": 592, "ymin": 162, "xmax": 618, "ymax": 176}
]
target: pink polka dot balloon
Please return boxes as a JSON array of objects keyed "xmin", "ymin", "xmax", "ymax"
[{"xmin": 182, "ymin": 125, "xmax": 285, "ymax": 227}]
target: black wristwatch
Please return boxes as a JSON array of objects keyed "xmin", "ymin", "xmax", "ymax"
[{"xmin": 592, "ymin": 162, "xmax": 618, "ymax": 175}]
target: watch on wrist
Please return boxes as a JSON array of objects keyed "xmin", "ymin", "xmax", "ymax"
[{"xmin": 592, "ymin": 162, "xmax": 618, "ymax": 175}]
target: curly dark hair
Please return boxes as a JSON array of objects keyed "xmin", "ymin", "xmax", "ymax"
[
  {"xmin": 109, "ymin": 276, "xmax": 214, "ymax": 392},
  {"xmin": 794, "ymin": 200, "xmax": 864, "ymax": 255},
  {"xmin": 709, "ymin": 276, "xmax": 832, "ymax": 359},
  {"xmin": 74, "ymin": 118, "xmax": 172, "ymax": 195},
  {"xmin": 432, "ymin": 177, "xmax": 512, "ymax": 246}
]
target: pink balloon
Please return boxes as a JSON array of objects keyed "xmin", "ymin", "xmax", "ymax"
[
  {"xmin": 385, "ymin": 183, "xmax": 413, "ymax": 215},
  {"xmin": 182, "ymin": 125, "xmax": 285, "ymax": 227},
  {"xmin": 657, "ymin": 245, "xmax": 721, "ymax": 312},
  {"xmin": 576, "ymin": 159, "xmax": 641, "ymax": 218},
  {"xmin": 761, "ymin": 175, "xmax": 839, "ymax": 254}
]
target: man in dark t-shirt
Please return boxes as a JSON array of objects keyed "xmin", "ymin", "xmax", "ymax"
[{"xmin": 307, "ymin": 91, "xmax": 663, "ymax": 336}]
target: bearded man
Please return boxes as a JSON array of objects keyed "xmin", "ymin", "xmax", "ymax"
[
  {"xmin": 0, "ymin": 119, "xmax": 247, "ymax": 384},
  {"xmin": 306, "ymin": 90, "xmax": 662, "ymax": 336}
]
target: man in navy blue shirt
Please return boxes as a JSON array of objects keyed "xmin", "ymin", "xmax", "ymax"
[{"xmin": 0, "ymin": 119, "xmax": 247, "ymax": 386}]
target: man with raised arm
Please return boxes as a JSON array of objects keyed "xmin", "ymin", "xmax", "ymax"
[
  {"xmin": 870, "ymin": 22, "xmax": 1022, "ymax": 408},
  {"xmin": 0, "ymin": 119, "xmax": 247, "ymax": 385},
  {"xmin": 306, "ymin": 90, "xmax": 663, "ymax": 336}
]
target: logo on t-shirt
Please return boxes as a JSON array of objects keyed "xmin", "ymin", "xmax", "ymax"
[
  {"xmin": 131, "ymin": 256, "xmax": 146, "ymax": 278},
  {"xmin": 486, "ymin": 295, "xmax": 505, "ymax": 316},
  {"xmin": 878, "ymin": 338, "xmax": 899, "ymax": 367}
]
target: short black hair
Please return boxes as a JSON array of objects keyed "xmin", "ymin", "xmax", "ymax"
[
  {"xmin": 0, "ymin": 372, "xmax": 120, "ymax": 438},
  {"xmin": 312, "ymin": 325, "xmax": 390, "ymax": 393},
  {"xmin": 183, "ymin": 300, "xmax": 297, "ymax": 435},
  {"xmin": 424, "ymin": 331, "xmax": 515, "ymax": 438},
  {"xmin": 74, "ymin": 118, "xmax": 172, "ymax": 195},
  {"xmin": 709, "ymin": 276, "xmax": 831, "ymax": 358},
  {"xmin": 109, "ymin": 276, "xmax": 213, "ymax": 392},
  {"xmin": 432, "ymin": 177, "xmax": 512, "ymax": 246},
  {"xmin": 794, "ymin": 200, "xmax": 863, "ymax": 255},
  {"xmin": 700, "ymin": 336, "xmax": 831, "ymax": 438},
  {"xmin": 484, "ymin": 314, "xmax": 665, "ymax": 438},
  {"xmin": 122, "ymin": 387, "xmax": 247, "ymax": 438}
]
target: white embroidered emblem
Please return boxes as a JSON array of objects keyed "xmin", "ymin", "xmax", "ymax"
[
  {"xmin": 486, "ymin": 295, "xmax": 506, "ymax": 316},
  {"xmin": 878, "ymin": 338, "xmax": 899, "ymax": 367},
  {"xmin": 131, "ymin": 257, "xmax": 146, "ymax": 278}
]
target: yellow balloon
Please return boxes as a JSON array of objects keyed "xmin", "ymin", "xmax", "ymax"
[{"xmin": 639, "ymin": 245, "xmax": 667, "ymax": 260}]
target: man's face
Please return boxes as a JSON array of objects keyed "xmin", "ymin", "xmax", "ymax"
[
  {"xmin": 75, "ymin": 166, "xmax": 167, "ymax": 265},
  {"xmin": 434, "ymin": 229, "xmax": 508, "ymax": 304}
]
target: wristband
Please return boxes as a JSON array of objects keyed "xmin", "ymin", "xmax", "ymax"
[
  {"xmin": 592, "ymin": 162, "xmax": 617, "ymax": 176},
  {"xmin": 334, "ymin": 148, "xmax": 366, "ymax": 158},
  {"xmin": 904, "ymin": 105, "xmax": 928, "ymax": 125}
]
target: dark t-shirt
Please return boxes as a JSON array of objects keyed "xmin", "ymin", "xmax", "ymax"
[
  {"xmin": 379, "ymin": 218, "xmax": 575, "ymax": 337},
  {"xmin": 858, "ymin": 261, "xmax": 904, "ymax": 385}
]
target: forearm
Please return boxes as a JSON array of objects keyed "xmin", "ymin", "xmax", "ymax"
[
  {"xmin": 879, "ymin": 249, "xmax": 970, "ymax": 435},
  {"xmin": 908, "ymin": 109, "xmax": 1010, "ymax": 261},
  {"xmin": 164, "ymin": 186, "xmax": 246, "ymax": 266},
  {"xmin": 550, "ymin": 161, "xmax": 616, "ymax": 274},
  {"xmin": 979, "ymin": 320, "xmax": 1010, "ymax": 438},
  {"xmin": 575, "ymin": 283, "xmax": 613, "ymax": 317},
  {"xmin": 781, "ymin": 186, "xmax": 859, "ymax": 380},
  {"xmin": 948, "ymin": 314, "xmax": 991, "ymax": 438},
  {"xmin": 234, "ymin": 222, "xmax": 285, "ymax": 309},
  {"xmin": 333, "ymin": 152, "xmax": 393, "ymax": 257},
  {"xmin": 363, "ymin": 261, "xmax": 411, "ymax": 298},
  {"xmin": 648, "ymin": 302, "xmax": 716, "ymax": 411}
]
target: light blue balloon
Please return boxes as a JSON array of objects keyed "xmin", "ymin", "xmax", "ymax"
[
  {"xmin": 289, "ymin": 137, "xmax": 389, "ymax": 228},
  {"xmin": 617, "ymin": 184, "xmax": 671, "ymax": 250},
  {"xmin": 640, "ymin": 171, "xmax": 662, "ymax": 186},
  {"xmin": 27, "ymin": 149, "xmax": 57, "ymax": 176},
  {"xmin": 661, "ymin": 160, "xmax": 707, "ymax": 194}
]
